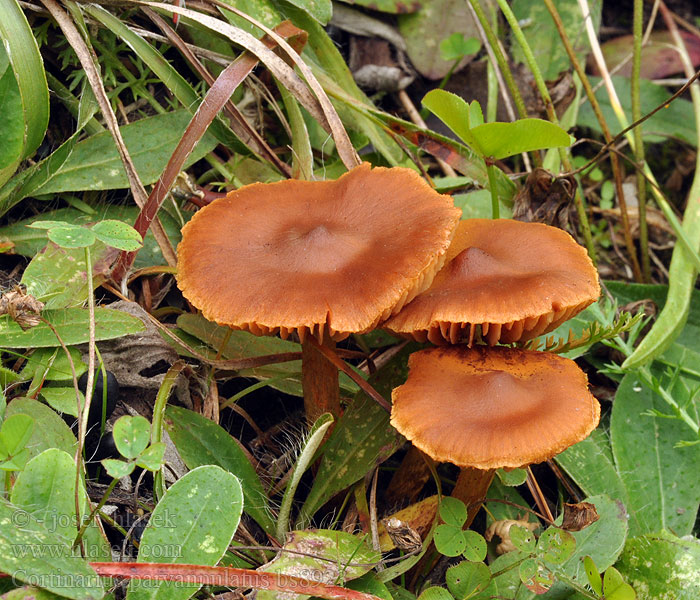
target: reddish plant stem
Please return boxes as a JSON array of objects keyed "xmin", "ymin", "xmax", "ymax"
[{"xmin": 302, "ymin": 337, "xmax": 340, "ymax": 423}]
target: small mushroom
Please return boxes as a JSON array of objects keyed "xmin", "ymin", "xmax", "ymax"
[
  {"xmin": 176, "ymin": 163, "xmax": 460, "ymax": 420},
  {"xmin": 384, "ymin": 219, "xmax": 600, "ymax": 345},
  {"xmin": 390, "ymin": 345, "xmax": 600, "ymax": 526}
]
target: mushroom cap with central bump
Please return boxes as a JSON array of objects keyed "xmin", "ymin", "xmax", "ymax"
[
  {"xmin": 383, "ymin": 219, "xmax": 600, "ymax": 345},
  {"xmin": 390, "ymin": 346, "xmax": 600, "ymax": 470},
  {"xmin": 176, "ymin": 163, "xmax": 461, "ymax": 341}
]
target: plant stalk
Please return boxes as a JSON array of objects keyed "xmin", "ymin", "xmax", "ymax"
[
  {"xmin": 302, "ymin": 337, "xmax": 340, "ymax": 423},
  {"xmin": 452, "ymin": 467, "xmax": 496, "ymax": 528}
]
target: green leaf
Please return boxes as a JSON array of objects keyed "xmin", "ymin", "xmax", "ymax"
[
  {"xmin": 422, "ymin": 90, "xmax": 484, "ymax": 153},
  {"xmin": 511, "ymin": 0, "xmax": 600, "ymax": 80},
  {"xmin": 616, "ymin": 530, "xmax": 700, "ymax": 599},
  {"xmin": 30, "ymin": 111, "xmax": 218, "ymax": 195},
  {"xmin": 0, "ymin": 51, "xmax": 24, "ymax": 187},
  {"xmin": 440, "ymin": 34, "xmax": 480, "ymax": 62},
  {"xmin": 101, "ymin": 459, "xmax": 135, "ymax": 479},
  {"xmin": 136, "ymin": 442, "xmax": 166, "ymax": 472},
  {"xmin": 418, "ymin": 587, "xmax": 454, "ymax": 600},
  {"xmin": 1, "ymin": 205, "xmax": 183, "ymax": 269},
  {"xmin": 462, "ymin": 531, "xmax": 487, "ymax": 563},
  {"xmin": 47, "ymin": 226, "xmax": 96, "ymax": 249},
  {"xmin": 112, "ymin": 415, "xmax": 151, "ymax": 459},
  {"xmin": 127, "ymin": 465, "xmax": 243, "ymax": 600},
  {"xmin": 398, "ymin": 1, "xmax": 482, "ymax": 79},
  {"xmin": 27, "ymin": 220, "xmax": 72, "ymax": 230},
  {"xmin": 39, "ymin": 387, "xmax": 83, "ymax": 418},
  {"xmin": 22, "ymin": 347, "xmax": 86, "ymax": 382},
  {"xmin": 446, "ymin": 560, "xmax": 491, "ymax": 599},
  {"xmin": 91, "ymin": 220, "xmax": 143, "ymax": 251},
  {"xmin": 0, "ymin": 414, "xmax": 34, "ymax": 457},
  {"xmin": 519, "ymin": 558, "xmax": 554, "ymax": 594},
  {"xmin": 468, "ymin": 119, "xmax": 573, "ymax": 160},
  {"xmin": 583, "ymin": 556, "xmax": 602, "ymax": 596},
  {"xmin": 11, "ymin": 448, "xmax": 110, "ymax": 560},
  {"xmin": 336, "ymin": 0, "xmax": 420, "ymax": 13},
  {"xmin": 434, "ymin": 524, "xmax": 467, "ymax": 557},
  {"xmin": 495, "ymin": 468, "xmax": 527, "ymax": 487},
  {"xmin": 255, "ymin": 530, "xmax": 380, "ymax": 600},
  {"xmin": 0, "ymin": 307, "xmax": 145, "ymax": 348},
  {"xmin": 0, "ymin": 497, "xmax": 102, "ymax": 599},
  {"xmin": 21, "ymin": 240, "xmax": 114, "ymax": 309},
  {"xmin": 611, "ymin": 373, "xmax": 700, "ymax": 536},
  {"xmin": 536, "ymin": 527, "xmax": 576, "ymax": 565},
  {"xmin": 510, "ymin": 525, "xmax": 536, "ymax": 553},
  {"xmin": 5, "ymin": 397, "xmax": 76, "ymax": 459},
  {"xmin": 440, "ymin": 497, "xmax": 468, "ymax": 527},
  {"xmin": 602, "ymin": 566, "xmax": 636, "ymax": 600},
  {"xmin": 164, "ymin": 404, "xmax": 275, "ymax": 535},
  {"xmin": 284, "ymin": 0, "xmax": 332, "ymax": 24}
]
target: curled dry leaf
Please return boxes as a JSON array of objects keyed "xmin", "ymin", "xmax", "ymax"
[
  {"xmin": 560, "ymin": 501, "xmax": 600, "ymax": 532},
  {"xmin": 0, "ymin": 286, "xmax": 44, "ymax": 330}
]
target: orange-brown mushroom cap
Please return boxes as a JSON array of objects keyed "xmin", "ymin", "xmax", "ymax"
[
  {"xmin": 383, "ymin": 219, "xmax": 600, "ymax": 345},
  {"xmin": 390, "ymin": 346, "xmax": 600, "ymax": 469},
  {"xmin": 176, "ymin": 164, "xmax": 461, "ymax": 341}
]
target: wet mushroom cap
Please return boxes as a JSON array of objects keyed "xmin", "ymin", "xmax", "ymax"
[
  {"xmin": 383, "ymin": 219, "xmax": 600, "ymax": 345},
  {"xmin": 390, "ymin": 346, "xmax": 600, "ymax": 469},
  {"xmin": 176, "ymin": 163, "xmax": 461, "ymax": 341}
]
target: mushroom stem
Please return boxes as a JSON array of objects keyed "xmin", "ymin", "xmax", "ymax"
[
  {"xmin": 302, "ymin": 337, "xmax": 340, "ymax": 423},
  {"xmin": 452, "ymin": 467, "xmax": 496, "ymax": 528}
]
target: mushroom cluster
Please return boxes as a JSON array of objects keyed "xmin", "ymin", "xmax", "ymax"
[
  {"xmin": 386, "ymin": 218, "xmax": 600, "ymax": 525},
  {"xmin": 176, "ymin": 162, "xmax": 601, "ymax": 526}
]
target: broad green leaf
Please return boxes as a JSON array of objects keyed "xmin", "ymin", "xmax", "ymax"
[
  {"xmin": 0, "ymin": 497, "xmax": 102, "ymax": 599},
  {"xmin": 31, "ymin": 111, "xmax": 217, "ymax": 195},
  {"xmin": 101, "ymin": 459, "xmax": 135, "ymax": 479},
  {"xmin": 27, "ymin": 220, "xmax": 73, "ymax": 230},
  {"xmin": 0, "ymin": 0, "xmax": 49, "ymax": 183},
  {"xmin": 418, "ymin": 587, "xmax": 453, "ymax": 600},
  {"xmin": 112, "ymin": 415, "xmax": 151, "ymax": 459},
  {"xmin": 47, "ymin": 226, "xmax": 96, "ymax": 249},
  {"xmin": 91, "ymin": 220, "xmax": 143, "ymax": 251},
  {"xmin": 128, "ymin": 465, "xmax": 243, "ymax": 600},
  {"xmin": 583, "ymin": 556, "xmax": 602, "ymax": 596},
  {"xmin": 453, "ymin": 189, "xmax": 513, "ymax": 220},
  {"xmin": 22, "ymin": 347, "xmax": 86, "ymax": 383},
  {"xmin": 473, "ymin": 550, "xmax": 527, "ymax": 600},
  {"xmin": 462, "ymin": 531, "xmax": 487, "ymax": 563},
  {"xmin": 511, "ymin": 0, "xmax": 600, "ymax": 80},
  {"xmin": 495, "ymin": 468, "xmax": 527, "ymax": 487},
  {"xmin": 0, "ymin": 414, "xmax": 34, "ymax": 457},
  {"xmin": 0, "ymin": 205, "xmax": 183, "ymax": 269},
  {"xmin": 611, "ymin": 374, "xmax": 700, "ymax": 536},
  {"xmin": 602, "ymin": 567, "xmax": 636, "ymax": 600},
  {"xmin": 0, "ymin": 307, "xmax": 145, "ymax": 348},
  {"xmin": 556, "ymin": 427, "xmax": 628, "ymax": 506},
  {"xmin": 434, "ymin": 524, "xmax": 467, "ymax": 557},
  {"xmin": 537, "ymin": 528, "xmax": 575, "ymax": 565},
  {"xmin": 285, "ymin": 0, "xmax": 332, "ymax": 24},
  {"xmin": 398, "ymin": 0, "xmax": 483, "ymax": 79},
  {"xmin": 616, "ymin": 530, "xmax": 700, "ymax": 599},
  {"xmin": 510, "ymin": 525, "xmax": 536, "ymax": 553},
  {"xmin": 5, "ymin": 397, "xmax": 76, "ymax": 458},
  {"xmin": 519, "ymin": 559, "xmax": 554, "ymax": 594},
  {"xmin": 40, "ymin": 387, "xmax": 83, "ymax": 417},
  {"xmin": 440, "ymin": 34, "xmax": 480, "ymax": 62},
  {"xmin": 422, "ymin": 90, "xmax": 484, "ymax": 153},
  {"xmin": 298, "ymin": 345, "xmax": 415, "ymax": 523},
  {"xmin": 21, "ymin": 240, "xmax": 114, "ymax": 309},
  {"xmin": 164, "ymin": 404, "xmax": 275, "ymax": 535},
  {"xmin": 347, "ymin": 573, "xmax": 393, "ymax": 600},
  {"xmin": 1, "ymin": 587, "xmax": 66, "ymax": 600},
  {"xmin": 439, "ymin": 496, "xmax": 468, "ymax": 527},
  {"xmin": 11, "ymin": 449, "xmax": 110, "ymax": 560},
  {"xmin": 256, "ymin": 530, "xmax": 379, "ymax": 600},
  {"xmin": 469, "ymin": 119, "xmax": 572, "ymax": 160},
  {"xmin": 0, "ymin": 53, "xmax": 24, "ymax": 187},
  {"xmin": 135, "ymin": 442, "xmax": 165, "ymax": 471},
  {"xmin": 446, "ymin": 560, "xmax": 491, "ymax": 599}
]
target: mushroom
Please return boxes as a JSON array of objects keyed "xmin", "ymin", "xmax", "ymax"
[
  {"xmin": 390, "ymin": 345, "xmax": 600, "ymax": 527},
  {"xmin": 384, "ymin": 219, "xmax": 600, "ymax": 345},
  {"xmin": 176, "ymin": 163, "xmax": 461, "ymax": 420}
]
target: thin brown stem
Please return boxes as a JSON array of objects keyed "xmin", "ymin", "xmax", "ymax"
[
  {"xmin": 302, "ymin": 337, "xmax": 340, "ymax": 423},
  {"xmin": 526, "ymin": 466, "xmax": 554, "ymax": 523}
]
